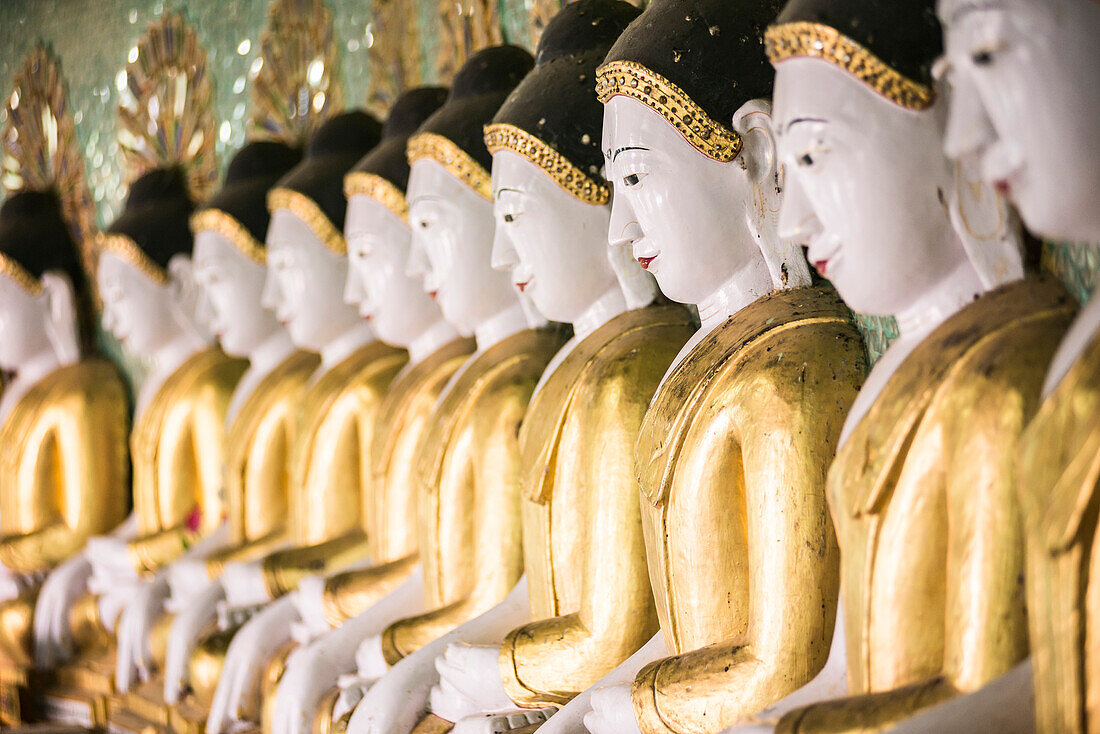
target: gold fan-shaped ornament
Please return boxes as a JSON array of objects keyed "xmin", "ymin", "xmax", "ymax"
[
  {"xmin": 435, "ymin": 0, "xmax": 503, "ymax": 83},
  {"xmin": 2, "ymin": 44, "xmax": 97, "ymax": 278},
  {"xmin": 117, "ymin": 12, "xmax": 218, "ymax": 202},
  {"xmin": 249, "ymin": 0, "xmax": 344, "ymax": 145},
  {"xmin": 365, "ymin": 0, "xmax": 421, "ymax": 117}
]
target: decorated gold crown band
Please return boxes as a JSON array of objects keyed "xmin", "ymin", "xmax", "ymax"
[
  {"xmin": 483, "ymin": 123, "xmax": 610, "ymax": 206},
  {"xmin": 267, "ymin": 188, "xmax": 347, "ymax": 255},
  {"xmin": 407, "ymin": 133, "xmax": 493, "ymax": 201},
  {"xmin": 190, "ymin": 209, "xmax": 267, "ymax": 264},
  {"xmin": 595, "ymin": 60, "xmax": 742, "ymax": 163},
  {"xmin": 765, "ymin": 22, "xmax": 935, "ymax": 111},
  {"xmin": 95, "ymin": 232, "xmax": 169, "ymax": 284},
  {"xmin": 344, "ymin": 172, "xmax": 409, "ymax": 223},
  {"xmin": 0, "ymin": 253, "xmax": 43, "ymax": 295}
]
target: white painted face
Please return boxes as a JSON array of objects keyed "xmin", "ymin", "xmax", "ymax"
[
  {"xmin": 344, "ymin": 194, "xmax": 446, "ymax": 348},
  {"xmin": 192, "ymin": 230, "xmax": 280, "ymax": 358},
  {"xmin": 489, "ymin": 151, "xmax": 619, "ymax": 324},
  {"xmin": 773, "ymin": 59, "xmax": 967, "ymax": 316},
  {"xmin": 938, "ymin": 0, "xmax": 1100, "ymax": 243},
  {"xmin": 0, "ymin": 275, "xmax": 53, "ymax": 370},
  {"xmin": 601, "ymin": 96, "xmax": 763, "ymax": 306},
  {"xmin": 97, "ymin": 251, "xmax": 182, "ymax": 356},
  {"xmin": 262, "ymin": 209, "xmax": 357, "ymax": 352},
  {"xmin": 406, "ymin": 159, "xmax": 520, "ymax": 336}
]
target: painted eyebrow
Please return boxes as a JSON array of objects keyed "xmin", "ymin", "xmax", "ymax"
[
  {"xmin": 611, "ymin": 145, "xmax": 649, "ymax": 161},
  {"xmin": 495, "ymin": 187, "xmax": 522, "ymax": 199},
  {"xmin": 784, "ymin": 117, "xmax": 828, "ymax": 134}
]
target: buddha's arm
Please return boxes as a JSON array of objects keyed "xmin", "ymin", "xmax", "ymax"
[
  {"xmin": 501, "ymin": 377, "xmax": 659, "ymax": 707},
  {"xmin": 128, "ymin": 522, "xmax": 200, "ymax": 574},
  {"xmin": 631, "ymin": 366, "xmax": 849, "ymax": 734},
  {"xmin": 260, "ymin": 530, "xmax": 370, "ymax": 598},
  {"xmin": 204, "ymin": 529, "xmax": 289, "ymax": 577},
  {"xmin": 0, "ymin": 522, "xmax": 85, "ymax": 574},
  {"xmin": 322, "ymin": 554, "xmax": 419, "ymax": 626},
  {"xmin": 774, "ymin": 678, "xmax": 957, "ymax": 734}
]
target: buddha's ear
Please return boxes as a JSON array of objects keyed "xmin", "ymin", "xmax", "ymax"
[
  {"xmin": 731, "ymin": 98, "xmax": 777, "ymax": 184},
  {"xmin": 40, "ymin": 271, "xmax": 81, "ymax": 364},
  {"xmin": 167, "ymin": 254, "xmax": 214, "ymax": 343}
]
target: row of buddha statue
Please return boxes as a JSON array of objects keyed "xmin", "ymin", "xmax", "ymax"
[{"xmin": 0, "ymin": 0, "xmax": 1095, "ymax": 732}]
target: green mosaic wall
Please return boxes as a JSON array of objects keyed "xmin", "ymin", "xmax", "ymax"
[{"xmin": 0, "ymin": 0, "xmax": 1094, "ymax": 368}]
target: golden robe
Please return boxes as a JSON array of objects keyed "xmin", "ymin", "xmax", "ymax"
[
  {"xmin": 777, "ymin": 276, "xmax": 1074, "ymax": 734},
  {"xmin": 630, "ymin": 285, "xmax": 867, "ymax": 734},
  {"xmin": 321, "ymin": 337, "xmax": 476, "ymax": 627},
  {"xmin": 1017, "ymin": 316, "xmax": 1100, "ymax": 734},
  {"xmin": 499, "ymin": 305, "xmax": 694, "ymax": 707},
  {"xmin": 259, "ymin": 341, "xmax": 406, "ymax": 597},
  {"xmin": 379, "ymin": 327, "xmax": 566, "ymax": 664},
  {"xmin": 0, "ymin": 360, "xmax": 129, "ymax": 674}
]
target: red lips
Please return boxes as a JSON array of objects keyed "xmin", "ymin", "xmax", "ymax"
[
  {"xmin": 516, "ymin": 281, "xmax": 530, "ymax": 293},
  {"xmin": 637, "ymin": 256, "xmax": 656, "ymax": 270},
  {"xmin": 428, "ymin": 290, "xmax": 439, "ymax": 300},
  {"xmin": 813, "ymin": 260, "xmax": 829, "ymax": 277},
  {"xmin": 994, "ymin": 179, "xmax": 1011, "ymax": 196}
]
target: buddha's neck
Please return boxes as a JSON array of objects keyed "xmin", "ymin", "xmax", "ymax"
[
  {"xmin": 226, "ymin": 330, "xmax": 296, "ymax": 426},
  {"xmin": 136, "ymin": 329, "xmax": 209, "ymax": 418},
  {"xmin": 320, "ymin": 320, "xmax": 375, "ymax": 371},
  {"xmin": 572, "ymin": 286, "xmax": 629, "ymax": 341},
  {"xmin": 894, "ymin": 256, "xmax": 986, "ymax": 343},
  {"xmin": 0, "ymin": 347, "xmax": 64, "ymax": 424},
  {"xmin": 474, "ymin": 302, "xmax": 529, "ymax": 352},
  {"xmin": 407, "ymin": 318, "xmax": 460, "ymax": 366},
  {"xmin": 694, "ymin": 258, "xmax": 775, "ymax": 337}
]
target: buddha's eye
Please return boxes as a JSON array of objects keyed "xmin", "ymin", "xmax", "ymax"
[
  {"xmin": 971, "ymin": 49, "xmax": 995, "ymax": 66},
  {"xmin": 503, "ymin": 213, "xmax": 516, "ymax": 223},
  {"xmin": 622, "ymin": 172, "xmax": 646, "ymax": 188}
]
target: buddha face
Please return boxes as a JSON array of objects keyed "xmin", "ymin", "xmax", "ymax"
[
  {"xmin": 773, "ymin": 59, "xmax": 966, "ymax": 315},
  {"xmin": 601, "ymin": 96, "xmax": 761, "ymax": 306},
  {"xmin": 192, "ymin": 230, "xmax": 279, "ymax": 358},
  {"xmin": 938, "ymin": 0, "xmax": 1100, "ymax": 242},
  {"xmin": 0, "ymin": 275, "xmax": 52, "ymax": 370},
  {"xmin": 263, "ymin": 209, "xmax": 356, "ymax": 352},
  {"xmin": 406, "ymin": 160, "xmax": 519, "ymax": 336},
  {"xmin": 344, "ymin": 194, "xmax": 445, "ymax": 348},
  {"xmin": 98, "ymin": 252, "xmax": 182, "ymax": 356},
  {"xmin": 490, "ymin": 151, "xmax": 618, "ymax": 324}
]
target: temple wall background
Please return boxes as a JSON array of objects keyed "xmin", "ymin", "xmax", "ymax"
[{"xmin": 0, "ymin": 0, "xmax": 1094, "ymax": 371}]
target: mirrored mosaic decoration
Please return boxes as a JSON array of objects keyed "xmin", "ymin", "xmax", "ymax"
[{"xmin": 0, "ymin": 0, "xmax": 1096, "ymax": 367}]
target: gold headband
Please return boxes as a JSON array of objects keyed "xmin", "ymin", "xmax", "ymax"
[
  {"xmin": 595, "ymin": 60, "xmax": 743, "ymax": 162},
  {"xmin": 344, "ymin": 172, "xmax": 409, "ymax": 223},
  {"xmin": 0, "ymin": 253, "xmax": 43, "ymax": 295},
  {"xmin": 267, "ymin": 188, "xmax": 347, "ymax": 255},
  {"xmin": 483, "ymin": 123, "xmax": 610, "ymax": 206},
  {"xmin": 95, "ymin": 232, "xmax": 169, "ymax": 284},
  {"xmin": 407, "ymin": 133, "xmax": 493, "ymax": 201},
  {"xmin": 190, "ymin": 209, "xmax": 266, "ymax": 264},
  {"xmin": 765, "ymin": 22, "xmax": 935, "ymax": 111}
]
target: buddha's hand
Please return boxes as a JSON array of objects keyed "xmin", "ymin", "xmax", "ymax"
[
  {"xmin": 164, "ymin": 579, "xmax": 224, "ymax": 704},
  {"xmin": 221, "ymin": 560, "xmax": 272, "ymax": 609},
  {"xmin": 33, "ymin": 552, "xmax": 93, "ymax": 668},
  {"xmin": 346, "ymin": 637, "xmax": 442, "ymax": 734},
  {"xmin": 291, "ymin": 574, "xmax": 331, "ymax": 642},
  {"xmin": 431, "ymin": 643, "xmax": 513, "ymax": 721},
  {"xmin": 354, "ymin": 634, "xmax": 390, "ymax": 682},
  {"xmin": 207, "ymin": 594, "xmax": 300, "ymax": 734},
  {"xmin": 85, "ymin": 535, "xmax": 139, "ymax": 586},
  {"xmin": 584, "ymin": 683, "xmax": 643, "ymax": 734},
  {"xmin": 271, "ymin": 623, "xmax": 366, "ymax": 734},
  {"xmin": 115, "ymin": 574, "xmax": 170, "ymax": 693},
  {"xmin": 451, "ymin": 709, "xmax": 556, "ymax": 734},
  {"xmin": 165, "ymin": 557, "xmax": 213, "ymax": 613}
]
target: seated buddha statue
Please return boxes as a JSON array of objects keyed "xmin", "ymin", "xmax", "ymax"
[
  {"xmin": 736, "ymin": 0, "xmax": 1081, "ymax": 731},
  {"xmin": 576, "ymin": 1, "xmax": 871, "ymax": 733},
  {"xmin": 392, "ymin": 3, "xmax": 698, "ymax": 733},
  {"xmin": 194, "ymin": 110, "xmax": 408, "ymax": 732},
  {"xmin": 239, "ymin": 87, "xmax": 484, "ymax": 734},
  {"xmin": 97, "ymin": 139, "xmax": 317, "ymax": 731},
  {"xmin": 0, "ymin": 49, "xmax": 130, "ymax": 725},
  {"xmin": 912, "ymin": 1, "xmax": 1100, "ymax": 732},
  {"xmin": 0, "ymin": 189, "xmax": 131, "ymax": 731}
]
